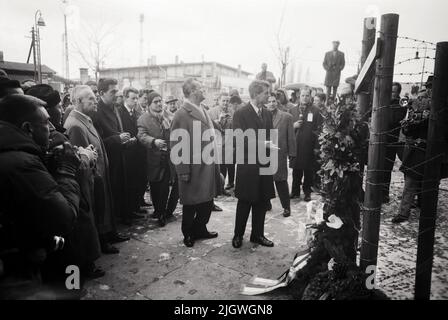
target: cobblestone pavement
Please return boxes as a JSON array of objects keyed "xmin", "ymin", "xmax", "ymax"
[{"xmin": 83, "ymin": 167, "xmax": 448, "ymax": 300}]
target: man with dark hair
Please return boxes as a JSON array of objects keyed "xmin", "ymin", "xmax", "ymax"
[
  {"xmin": 25, "ymin": 84, "xmax": 64, "ymax": 133},
  {"xmin": 170, "ymin": 78, "xmax": 220, "ymax": 247},
  {"xmin": 275, "ymin": 88, "xmax": 295, "ymax": 112},
  {"xmin": 0, "ymin": 94, "xmax": 81, "ymax": 298},
  {"xmin": 118, "ymin": 87, "xmax": 148, "ymax": 222},
  {"xmin": 323, "ymin": 41, "xmax": 345, "ymax": 100},
  {"xmin": 232, "ymin": 80, "xmax": 277, "ymax": 248},
  {"xmin": 92, "ymin": 78, "xmax": 130, "ymax": 243},
  {"xmin": 289, "ymin": 87, "xmax": 323, "ymax": 201},
  {"xmin": 266, "ymin": 93, "xmax": 296, "ymax": 217},
  {"xmin": 0, "ymin": 76, "xmax": 23, "ymax": 99},
  {"xmin": 313, "ymin": 93, "xmax": 327, "ymax": 112},
  {"xmin": 138, "ymin": 92, "xmax": 178, "ymax": 227}
]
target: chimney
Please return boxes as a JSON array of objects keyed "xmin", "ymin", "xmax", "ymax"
[
  {"xmin": 237, "ymin": 64, "xmax": 241, "ymax": 77},
  {"xmin": 175, "ymin": 55, "xmax": 179, "ymax": 64},
  {"xmin": 79, "ymin": 68, "xmax": 89, "ymax": 84},
  {"xmin": 0, "ymin": 51, "xmax": 4, "ymax": 63},
  {"xmin": 151, "ymin": 55, "xmax": 156, "ymax": 65}
]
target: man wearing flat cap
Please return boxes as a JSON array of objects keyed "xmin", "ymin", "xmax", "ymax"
[{"xmin": 323, "ymin": 41, "xmax": 345, "ymax": 100}]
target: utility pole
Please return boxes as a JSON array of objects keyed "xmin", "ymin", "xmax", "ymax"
[
  {"xmin": 63, "ymin": 1, "xmax": 70, "ymax": 79},
  {"xmin": 420, "ymin": 44, "xmax": 428, "ymax": 89},
  {"xmin": 357, "ymin": 17, "xmax": 376, "ymax": 119},
  {"xmin": 139, "ymin": 14, "xmax": 144, "ymax": 66},
  {"xmin": 360, "ymin": 14, "xmax": 399, "ymax": 272},
  {"xmin": 414, "ymin": 42, "xmax": 448, "ymax": 300}
]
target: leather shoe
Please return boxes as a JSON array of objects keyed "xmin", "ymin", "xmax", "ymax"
[
  {"xmin": 130, "ymin": 212, "xmax": 146, "ymax": 219},
  {"xmin": 250, "ymin": 235, "xmax": 274, "ymax": 247},
  {"xmin": 212, "ymin": 204, "xmax": 223, "ymax": 211},
  {"xmin": 149, "ymin": 212, "xmax": 160, "ymax": 219},
  {"xmin": 136, "ymin": 208, "xmax": 148, "ymax": 214},
  {"xmin": 101, "ymin": 242, "xmax": 119, "ymax": 254},
  {"xmin": 83, "ymin": 264, "xmax": 106, "ymax": 279},
  {"xmin": 283, "ymin": 209, "xmax": 291, "ymax": 217},
  {"xmin": 110, "ymin": 233, "xmax": 130, "ymax": 244},
  {"xmin": 183, "ymin": 236, "xmax": 195, "ymax": 247},
  {"xmin": 232, "ymin": 236, "xmax": 243, "ymax": 248},
  {"xmin": 158, "ymin": 215, "xmax": 166, "ymax": 227},
  {"xmin": 225, "ymin": 183, "xmax": 234, "ymax": 190},
  {"xmin": 166, "ymin": 213, "xmax": 176, "ymax": 221},
  {"xmin": 194, "ymin": 231, "xmax": 218, "ymax": 240},
  {"xmin": 304, "ymin": 193, "xmax": 311, "ymax": 202}
]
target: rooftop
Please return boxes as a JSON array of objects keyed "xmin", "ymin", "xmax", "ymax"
[
  {"xmin": 99, "ymin": 61, "xmax": 252, "ymax": 76},
  {"xmin": 0, "ymin": 60, "xmax": 56, "ymax": 74}
]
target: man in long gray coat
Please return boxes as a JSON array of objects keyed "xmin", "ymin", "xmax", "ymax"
[
  {"xmin": 323, "ymin": 41, "xmax": 345, "ymax": 100},
  {"xmin": 64, "ymin": 85, "xmax": 121, "ymax": 255},
  {"xmin": 170, "ymin": 78, "xmax": 220, "ymax": 248}
]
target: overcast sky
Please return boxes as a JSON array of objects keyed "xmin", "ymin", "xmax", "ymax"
[{"xmin": 1, "ymin": 0, "xmax": 447, "ymax": 85}]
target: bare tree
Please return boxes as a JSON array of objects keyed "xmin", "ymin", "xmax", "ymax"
[
  {"xmin": 271, "ymin": 0, "xmax": 291, "ymax": 88},
  {"xmin": 72, "ymin": 21, "xmax": 119, "ymax": 81}
]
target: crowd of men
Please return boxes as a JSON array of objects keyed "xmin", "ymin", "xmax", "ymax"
[{"xmin": 0, "ymin": 53, "xmax": 445, "ymax": 298}]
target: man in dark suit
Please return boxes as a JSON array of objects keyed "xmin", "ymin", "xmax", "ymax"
[
  {"xmin": 91, "ymin": 78, "xmax": 132, "ymax": 238},
  {"xmin": 323, "ymin": 41, "xmax": 345, "ymax": 100},
  {"xmin": 232, "ymin": 80, "xmax": 277, "ymax": 248},
  {"xmin": 118, "ymin": 87, "xmax": 149, "ymax": 219},
  {"xmin": 138, "ymin": 92, "xmax": 179, "ymax": 227},
  {"xmin": 289, "ymin": 88, "xmax": 323, "ymax": 202}
]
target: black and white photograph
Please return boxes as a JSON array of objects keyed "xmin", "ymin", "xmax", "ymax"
[{"xmin": 1, "ymin": 0, "xmax": 448, "ymax": 306}]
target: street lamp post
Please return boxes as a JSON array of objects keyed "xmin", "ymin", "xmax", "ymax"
[{"xmin": 34, "ymin": 10, "xmax": 46, "ymax": 84}]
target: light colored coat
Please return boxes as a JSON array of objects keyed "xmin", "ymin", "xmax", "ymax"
[
  {"xmin": 64, "ymin": 109, "xmax": 114, "ymax": 234},
  {"xmin": 272, "ymin": 109, "xmax": 296, "ymax": 181},
  {"xmin": 170, "ymin": 101, "xmax": 220, "ymax": 205}
]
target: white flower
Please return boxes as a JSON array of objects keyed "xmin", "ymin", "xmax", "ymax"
[
  {"xmin": 327, "ymin": 258, "xmax": 335, "ymax": 271},
  {"xmin": 326, "ymin": 214, "xmax": 343, "ymax": 229}
]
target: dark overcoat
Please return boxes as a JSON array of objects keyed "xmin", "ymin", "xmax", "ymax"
[
  {"xmin": 119, "ymin": 106, "xmax": 147, "ymax": 184},
  {"xmin": 232, "ymin": 103, "xmax": 276, "ymax": 203},
  {"xmin": 289, "ymin": 104, "xmax": 323, "ymax": 170},
  {"xmin": 92, "ymin": 99, "xmax": 127, "ymax": 218},
  {"xmin": 137, "ymin": 111, "xmax": 171, "ymax": 182},
  {"xmin": 323, "ymin": 50, "xmax": 345, "ymax": 87}
]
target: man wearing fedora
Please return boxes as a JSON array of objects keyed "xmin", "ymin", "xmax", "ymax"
[{"xmin": 323, "ymin": 40, "xmax": 345, "ymax": 100}]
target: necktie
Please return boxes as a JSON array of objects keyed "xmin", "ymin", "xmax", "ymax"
[
  {"xmin": 114, "ymin": 106, "xmax": 124, "ymax": 132},
  {"xmin": 257, "ymin": 108, "xmax": 263, "ymax": 121}
]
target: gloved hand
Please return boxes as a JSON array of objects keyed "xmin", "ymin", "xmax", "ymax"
[
  {"xmin": 76, "ymin": 144, "xmax": 98, "ymax": 168},
  {"xmin": 54, "ymin": 142, "xmax": 81, "ymax": 177}
]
